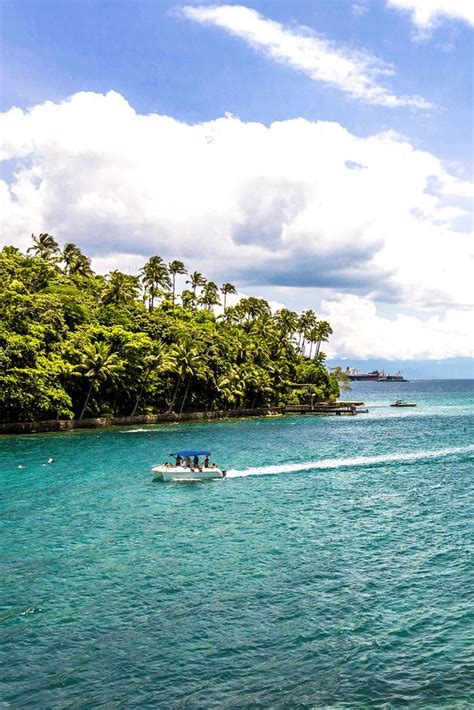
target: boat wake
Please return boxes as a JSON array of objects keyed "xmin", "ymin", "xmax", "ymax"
[{"xmin": 225, "ymin": 445, "xmax": 474, "ymax": 478}]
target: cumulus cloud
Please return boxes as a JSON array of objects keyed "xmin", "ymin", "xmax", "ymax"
[
  {"xmin": 0, "ymin": 90, "xmax": 472, "ymax": 358},
  {"xmin": 320, "ymin": 296, "xmax": 474, "ymax": 360},
  {"xmin": 386, "ymin": 0, "xmax": 474, "ymax": 34},
  {"xmin": 180, "ymin": 4, "xmax": 433, "ymax": 109}
]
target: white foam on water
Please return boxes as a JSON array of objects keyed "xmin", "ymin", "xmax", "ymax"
[
  {"xmin": 225, "ymin": 445, "xmax": 474, "ymax": 478},
  {"xmin": 120, "ymin": 428, "xmax": 155, "ymax": 433}
]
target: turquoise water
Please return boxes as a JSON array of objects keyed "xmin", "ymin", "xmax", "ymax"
[{"xmin": 1, "ymin": 380, "xmax": 473, "ymax": 708}]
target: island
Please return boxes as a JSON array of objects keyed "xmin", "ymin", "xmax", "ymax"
[{"xmin": 0, "ymin": 235, "xmax": 350, "ymax": 431}]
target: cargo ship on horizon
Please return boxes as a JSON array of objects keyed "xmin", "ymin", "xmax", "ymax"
[{"xmin": 345, "ymin": 368, "xmax": 408, "ymax": 382}]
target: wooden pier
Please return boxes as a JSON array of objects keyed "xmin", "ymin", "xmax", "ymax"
[{"xmin": 282, "ymin": 401, "xmax": 365, "ymax": 416}]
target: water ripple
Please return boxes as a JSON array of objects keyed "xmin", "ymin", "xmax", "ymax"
[{"xmin": 1, "ymin": 380, "xmax": 473, "ymax": 707}]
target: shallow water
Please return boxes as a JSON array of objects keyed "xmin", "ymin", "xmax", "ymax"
[{"xmin": 1, "ymin": 380, "xmax": 473, "ymax": 707}]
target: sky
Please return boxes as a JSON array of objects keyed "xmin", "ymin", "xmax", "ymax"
[{"xmin": 1, "ymin": 0, "xmax": 473, "ymax": 368}]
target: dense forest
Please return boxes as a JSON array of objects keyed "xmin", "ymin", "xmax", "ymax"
[{"xmin": 0, "ymin": 234, "xmax": 341, "ymax": 423}]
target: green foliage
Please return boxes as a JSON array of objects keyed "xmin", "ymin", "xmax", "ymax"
[{"xmin": 0, "ymin": 238, "xmax": 339, "ymax": 422}]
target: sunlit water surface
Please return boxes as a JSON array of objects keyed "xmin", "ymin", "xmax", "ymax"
[{"xmin": 1, "ymin": 380, "xmax": 473, "ymax": 707}]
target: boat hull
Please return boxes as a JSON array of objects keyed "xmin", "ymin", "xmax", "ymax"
[
  {"xmin": 347, "ymin": 374, "xmax": 380, "ymax": 381},
  {"xmin": 347, "ymin": 369, "xmax": 408, "ymax": 382},
  {"xmin": 152, "ymin": 466, "xmax": 225, "ymax": 481}
]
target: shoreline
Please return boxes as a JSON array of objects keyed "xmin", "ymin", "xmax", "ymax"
[{"xmin": 0, "ymin": 402, "xmax": 364, "ymax": 436}]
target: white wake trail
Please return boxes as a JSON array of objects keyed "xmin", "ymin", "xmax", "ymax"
[
  {"xmin": 225, "ymin": 445, "xmax": 474, "ymax": 478},
  {"xmin": 121, "ymin": 428, "xmax": 162, "ymax": 433}
]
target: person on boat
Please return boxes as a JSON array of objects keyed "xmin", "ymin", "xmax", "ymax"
[
  {"xmin": 193, "ymin": 455, "xmax": 199, "ymax": 467},
  {"xmin": 184, "ymin": 456, "xmax": 191, "ymax": 467},
  {"xmin": 175, "ymin": 454, "xmax": 183, "ymax": 466},
  {"xmin": 204, "ymin": 456, "xmax": 210, "ymax": 468}
]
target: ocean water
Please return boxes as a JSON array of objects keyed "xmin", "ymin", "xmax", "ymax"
[{"xmin": 1, "ymin": 380, "xmax": 473, "ymax": 708}]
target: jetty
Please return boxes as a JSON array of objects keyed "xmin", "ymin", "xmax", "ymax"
[{"xmin": 282, "ymin": 401, "xmax": 365, "ymax": 416}]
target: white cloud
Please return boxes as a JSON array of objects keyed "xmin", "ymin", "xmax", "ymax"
[
  {"xmin": 321, "ymin": 295, "xmax": 474, "ymax": 359},
  {"xmin": 0, "ymin": 90, "xmax": 472, "ymax": 358},
  {"xmin": 387, "ymin": 0, "xmax": 474, "ymax": 34},
  {"xmin": 352, "ymin": 3, "xmax": 370, "ymax": 17},
  {"xmin": 180, "ymin": 4, "xmax": 433, "ymax": 109}
]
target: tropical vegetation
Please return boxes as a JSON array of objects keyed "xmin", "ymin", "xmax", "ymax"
[{"xmin": 0, "ymin": 235, "xmax": 342, "ymax": 423}]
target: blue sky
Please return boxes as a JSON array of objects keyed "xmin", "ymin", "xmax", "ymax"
[
  {"xmin": 2, "ymin": 0, "xmax": 472, "ymax": 168},
  {"xmin": 1, "ymin": 0, "xmax": 473, "ymax": 365}
]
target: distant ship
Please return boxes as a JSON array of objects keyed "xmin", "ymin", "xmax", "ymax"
[{"xmin": 345, "ymin": 368, "xmax": 408, "ymax": 382}]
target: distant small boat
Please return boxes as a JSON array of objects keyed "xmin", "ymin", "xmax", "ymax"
[
  {"xmin": 390, "ymin": 400, "xmax": 417, "ymax": 407},
  {"xmin": 152, "ymin": 450, "xmax": 226, "ymax": 481}
]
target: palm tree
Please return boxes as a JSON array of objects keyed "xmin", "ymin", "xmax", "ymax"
[
  {"xmin": 221, "ymin": 282, "xmax": 237, "ymax": 309},
  {"xmin": 72, "ymin": 254, "xmax": 92, "ymax": 277},
  {"xmin": 298, "ymin": 309, "xmax": 317, "ymax": 355},
  {"xmin": 274, "ymin": 308, "xmax": 299, "ymax": 339},
  {"xmin": 62, "ymin": 243, "xmax": 92, "ymax": 276},
  {"xmin": 102, "ymin": 271, "xmax": 139, "ymax": 305},
  {"xmin": 307, "ymin": 326, "xmax": 318, "ymax": 359},
  {"xmin": 168, "ymin": 260, "xmax": 187, "ymax": 305},
  {"xmin": 186, "ymin": 271, "xmax": 206, "ymax": 297},
  {"xmin": 180, "ymin": 289, "xmax": 197, "ymax": 309},
  {"xmin": 199, "ymin": 281, "xmax": 221, "ymax": 310},
  {"xmin": 249, "ymin": 312, "xmax": 275, "ymax": 341},
  {"xmin": 245, "ymin": 365, "xmax": 272, "ymax": 408},
  {"xmin": 314, "ymin": 320, "xmax": 333, "ymax": 357},
  {"xmin": 2, "ymin": 246, "xmax": 20, "ymax": 256},
  {"xmin": 217, "ymin": 305, "xmax": 241, "ymax": 325},
  {"xmin": 235, "ymin": 338, "xmax": 250, "ymax": 365},
  {"xmin": 167, "ymin": 341, "xmax": 203, "ymax": 413},
  {"xmin": 217, "ymin": 367, "xmax": 245, "ymax": 410},
  {"xmin": 247, "ymin": 338, "xmax": 270, "ymax": 367},
  {"xmin": 77, "ymin": 342, "xmax": 124, "ymax": 419},
  {"xmin": 57, "ymin": 359, "xmax": 83, "ymax": 383},
  {"xmin": 27, "ymin": 233, "xmax": 60, "ymax": 261},
  {"xmin": 62, "ymin": 243, "xmax": 81, "ymax": 271},
  {"xmin": 130, "ymin": 343, "xmax": 175, "ymax": 416},
  {"xmin": 140, "ymin": 256, "xmax": 170, "ymax": 311},
  {"xmin": 235, "ymin": 297, "xmax": 270, "ymax": 328}
]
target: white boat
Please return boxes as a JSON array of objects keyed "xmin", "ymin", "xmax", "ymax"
[
  {"xmin": 152, "ymin": 450, "xmax": 226, "ymax": 481},
  {"xmin": 390, "ymin": 400, "xmax": 417, "ymax": 407}
]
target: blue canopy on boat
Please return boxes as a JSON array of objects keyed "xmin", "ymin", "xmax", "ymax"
[{"xmin": 174, "ymin": 450, "xmax": 211, "ymax": 457}]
